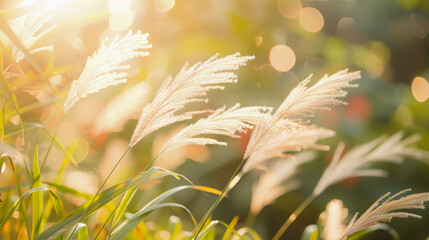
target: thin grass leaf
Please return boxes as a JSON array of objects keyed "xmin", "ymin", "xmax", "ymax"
[
  {"xmin": 64, "ymin": 31, "xmax": 151, "ymax": 113},
  {"xmin": 35, "ymin": 167, "xmax": 177, "ymax": 240},
  {"xmin": 301, "ymin": 225, "xmax": 319, "ymax": 240},
  {"xmin": 0, "ymin": 68, "xmax": 21, "ymax": 115},
  {"xmin": 65, "ymin": 223, "xmax": 88, "ymax": 240},
  {"xmin": 0, "ymin": 187, "xmax": 62, "ymax": 230},
  {"xmin": 221, "ymin": 216, "xmax": 239, "ymax": 240},
  {"xmin": 110, "ymin": 203, "xmax": 195, "ymax": 240},
  {"xmin": 347, "ymin": 223, "xmax": 399, "ymax": 240},
  {"xmin": 195, "ymin": 220, "xmax": 219, "ymax": 240},
  {"xmin": 111, "ymin": 185, "xmax": 219, "ymax": 239},
  {"xmin": 130, "ymin": 53, "xmax": 254, "ymax": 147},
  {"xmin": 32, "ymin": 145, "xmax": 43, "ymax": 238},
  {"xmin": 111, "ymin": 187, "xmax": 139, "ymax": 227},
  {"xmin": 44, "ymin": 182, "xmax": 92, "ymax": 200}
]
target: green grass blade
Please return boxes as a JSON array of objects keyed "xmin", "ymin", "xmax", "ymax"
[
  {"xmin": 301, "ymin": 225, "xmax": 319, "ymax": 240},
  {"xmin": 112, "ymin": 187, "xmax": 139, "ymax": 227},
  {"xmin": 0, "ymin": 187, "xmax": 62, "ymax": 230},
  {"xmin": 348, "ymin": 223, "xmax": 400, "ymax": 240},
  {"xmin": 195, "ymin": 220, "xmax": 219, "ymax": 240},
  {"xmin": 35, "ymin": 167, "xmax": 177, "ymax": 240},
  {"xmin": 65, "ymin": 223, "xmax": 88, "ymax": 240},
  {"xmin": 32, "ymin": 146, "xmax": 43, "ymax": 238},
  {"xmin": 44, "ymin": 182, "xmax": 92, "ymax": 200},
  {"xmin": 110, "ymin": 203, "xmax": 194, "ymax": 240},
  {"xmin": 0, "ymin": 67, "xmax": 21, "ymax": 115},
  {"xmin": 221, "ymin": 216, "xmax": 239, "ymax": 240}
]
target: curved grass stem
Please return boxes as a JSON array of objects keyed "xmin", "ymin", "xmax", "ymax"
[
  {"xmin": 272, "ymin": 194, "xmax": 316, "ymax": 240},
  {"xmin": 193, "ymin": 158, "xmax": 247, "ymax": 239},
  {"xmin": 93, "ymin": 153, "xmax": 162, "ymax": 239},
  {"xmin": 68, "ymin": 146, "xmax": 131, "ymax": 239}
]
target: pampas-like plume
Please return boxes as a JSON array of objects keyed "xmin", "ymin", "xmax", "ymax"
[
  {"xmin": 313, "ymin": 132, "xmax": 429, "ymax": 196},
  {"xmin": 159, "ymin": 104, "xmax": 271, "ymax": 154},
  {"xmin": 340, "ymin": 189, "xmax": 429, "ymax": 239},
  {"xmin": 244, "ymin": 70, "xmax": 360, "ymax": 160},
  {"xmin": 250, "ymin": 151, "xmax": 316, "ymax": 215},
  {"xmin": 9, "ymin": 0, "xmax": 67, "ymax": 62},
  {"xmin": 64, "ymin": 31, "xmax": 151, "ymax": 113},
  {"xmin": 320, "ymin": 199, "xmax": 349, "ymax": 240},
  {"xmin": 243, "ymin": 125, "xmax": 334, "ymax": 173},
  {"xmin": 129, "ymin": 53, "xmax": 254, "ymax": 147},
  {"xmin": 93, "ymin": 81, "xmax": 151, "ymax": 134}
]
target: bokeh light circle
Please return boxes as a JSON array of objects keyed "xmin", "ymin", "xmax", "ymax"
[
  {"xmin": 411, "ymin": 77, "xmax": 429, "ymax": 102},
  {"xmin": 278, "ymin": 0, "xmax": 302, "ymax": 19},
  {"xmin": 269, "ymin": 44, "xmax": 296, "ymax": 72},
  {"xmin": 299, "ymin": 7, "xmax": 324, "ymax": 33}
]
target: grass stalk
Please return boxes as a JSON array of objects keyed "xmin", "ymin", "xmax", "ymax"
[
  {"xmin": 272, "ymin": 194, "xmax": 316, "ymax": 240},
  {"xmin": 68, "ymin": 146, "xmax": 131, "ymax": 239},
  {"xmin": 193, "ymin": 157, "xmax": 247, "ymax": 239}
]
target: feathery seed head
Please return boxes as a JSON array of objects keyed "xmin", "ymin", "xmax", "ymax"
[
  {"xmin": 250, "ymin": 151, "xmax": 316, "ymax": 214},
  {"xmin": 129, "ymin": 53, "xmax": 254, "ymax": 147},
  {"xmin": 64, "ymin": 31, "xmax": 151, "ymax": 113},
  {"xmin": 244, "ymin": 69, "xmax": 360, "ymax": 161},
  {"xmin": 243, "ymin": 125, "xmax": 334, "ymax": 173},
  {"xmin": 159, "ymin": 104, "xmax": 271, "ymax": 154},
  {"xmin": 313, "ymin": 132, "xmax": 429, "ymax": 196},
  {"xmin": 9, "ymin": 0, "xmax": 68, "ymax": 62},
  {"xmin": 340, "ymin": 189, "xmax": 429, "ymax": 239}
]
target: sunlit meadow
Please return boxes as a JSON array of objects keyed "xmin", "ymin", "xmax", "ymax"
[{"xmin": 1, "ymin": 0, "xmax": 429, "ymax": 239}]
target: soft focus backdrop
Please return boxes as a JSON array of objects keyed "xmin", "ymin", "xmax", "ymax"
[{"xmin": 1, "ymin": 0, "xmax": 429, "ymax": 239}]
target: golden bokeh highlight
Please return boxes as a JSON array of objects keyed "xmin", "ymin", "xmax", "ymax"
[
  {"xmin": 299, "ymin": 7, "xmax": 324, "ymax": 33},
  {"xmin": 411, "ymin": 77, "xmax": 429, "ymax": 102},
  {"xmin": 154, "ymin": 0, "xmax": 175, "ymax": 13},
  {"xmin": 277, "ymin": 0, "xmax": 302, "ymax": 19},
  {"xmin": 269, "ymin": 44, "xmax": 296, "ymax": 72},
  {"xmin": 109, "ymin": 9, "xmax": 134, "ymax": 32},
  {"xmin": 365, "ymin": 54, "xmax": 384, "ymax": 78}
]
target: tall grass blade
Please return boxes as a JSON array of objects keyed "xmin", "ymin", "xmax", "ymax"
[
  {"xmin": 0, "ymin": 187, "xmax": 62, "ymax": 230},
  {"xmin": 35, "ymin": 167, "xmax": 177, "ymax": 240},
  {"xmin": 32, "ymin": 145, "xmax": 43, "ymax": 238}
]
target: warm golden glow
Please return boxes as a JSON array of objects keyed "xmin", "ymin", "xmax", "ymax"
[
  {"xmin": 108, "ymin": 0, "xmax": 133, "ymax": 13},
  {"xmin": 109, "ymin": 9, "xmax": 134, "ymax": 32},
  {"xmin": 269, "ymin": 44, "xmax": 296, "ymax": 72},
  {"xmin": 154, "ymin": 0, "xmax": 175, "ymax": 13},
  {"xmin": 277, "ymin": 0, "xmax": 302, "ymax": 19},
  {"xmin": 71, "ymin": 37, "xmax": 83, "ymax": 49},
  {"xmin": 299, "ymin": 7, "xmax": 324, "ymax": 33},
  {"xmin": 365, "ymin": 54, "xmax": 384, "ymax": 78},
  {"xmin": 411, "ymin": 77, "xmax": 429, "ymax": 102}
]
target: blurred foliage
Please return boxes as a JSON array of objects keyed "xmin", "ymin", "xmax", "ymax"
[{"xmin": 0, "ymin": 0, "xmax": 428, "ymax": 239}]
